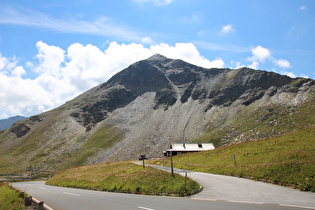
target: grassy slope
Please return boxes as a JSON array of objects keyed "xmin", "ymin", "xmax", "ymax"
[
  {"xmin": 67, "ymin": 123, "xmax": 125, "ymax": 168},
  {"xmin": 156, "ymin": 126, "xmax": 315, "ymax": 192},
  {"xmin": 46, "ymin": 162, "xmax": 200, "ymax": 196},
  {"xmin": 200, "ymin": 92, "xmax": 315, "ymax": 147},
  {"xmin": 0, "ymin": 183, "xmax": 23, "ymax": 210}
]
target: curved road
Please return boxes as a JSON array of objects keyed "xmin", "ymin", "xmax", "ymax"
[
  {"xmin": 11, "ymin": 165, "xmax": 315, "ymax": 210},
  {"xmin": 150, "ymin": 165, "xmax": 315, "ymax": 208}
]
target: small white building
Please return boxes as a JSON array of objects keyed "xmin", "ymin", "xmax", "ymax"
[{"xmin": 164, "ymin": 143, "xmax": 215, "ymax": 157}]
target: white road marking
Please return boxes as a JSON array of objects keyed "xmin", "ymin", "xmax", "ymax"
[
  {"xmin": 279, "ymin": 204, "xmax": 315, "ymax": 209},
  {"xmin": 39, "ymin": 187, "xmax": 46, "ymax": 190},
  {"xmin": 63, "ymin": 192, "xmax": 80, "ymax": 196},
  {"xmin": 191, "ymin": 198, "xmax": 217, "ymax": 202},
  {"xmin": 137, "ymin": 206, "xmax": 155, "ymax": 210},
  {"xmin": 228, "ymin": 200, "xmax": 264, "ymax": 205}
]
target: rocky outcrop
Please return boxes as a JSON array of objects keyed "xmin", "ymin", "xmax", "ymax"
[{"xmin": 10, "ymin": 123, "xmax": 30, "ymax": 138}]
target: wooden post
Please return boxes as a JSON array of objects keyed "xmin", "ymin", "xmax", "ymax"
[
  {"xmin": 142, "ymin": 158, "xmax": 145, "ymax": 169},
  {"xmin": 184, "ymin": 172, "xmax": 187, "ymax": 192},
  {"xmin": 233, "ymin": 154, "xmax": 237, "ymax": 167},
  {"xmin": 170, "ymin": 152, "xmax": 174, "ymax": 177}
]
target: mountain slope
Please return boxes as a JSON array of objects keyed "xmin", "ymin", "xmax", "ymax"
[{"xmin": 0, "ymin": 54, "xmax": 314, "ymax": 175}]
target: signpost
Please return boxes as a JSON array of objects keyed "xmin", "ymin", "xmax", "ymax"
[
  {"xmin": 170, "ymin": 152, "xmax": 174, "ymax": 177},
  {"xmin": 139, "ymin": 155, "xmax": 147, "ymax": 169},
  {"xmin": 233, "ymin": 154, "xmax": 237, "ymax": 167}
]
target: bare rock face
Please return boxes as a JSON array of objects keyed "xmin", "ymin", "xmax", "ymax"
[{"xmin": 10, "ymin": 123, "xmax": 30, "ymax": 138}]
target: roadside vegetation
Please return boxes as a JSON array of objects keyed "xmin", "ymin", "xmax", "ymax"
[
  {"xmin": 155, "ymin": 126, "xmax": 315, "ymax": 192},
  {"xmin": 46, "ymin": 162, "xmax": 200, "ymax": 196},
  {"xmin": 0, "ymin": 183, "xmax": 23, "ymax": 210}
]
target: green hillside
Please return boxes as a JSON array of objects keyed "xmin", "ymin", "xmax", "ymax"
[{"xmin": 156, "ymin": 126, "xmax": 315, "ymax": 192}]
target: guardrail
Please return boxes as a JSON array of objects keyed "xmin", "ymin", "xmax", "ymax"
[{"xmin": 8, "ymin": 183, "xmax": 53, "ymax": 210}]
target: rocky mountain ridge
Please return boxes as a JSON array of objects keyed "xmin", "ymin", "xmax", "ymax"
[{"xmin": 0, "ymin": 54, "xmax": 314, "ymax": 175}]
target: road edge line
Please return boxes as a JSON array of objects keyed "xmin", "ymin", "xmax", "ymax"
[
  {"xmin": 228, "ymin": 200, "xmax": 264, "ymax": 205},
  {"xmin": 279, "ymin": 204, "xmax": 315, "ymax": 210}
]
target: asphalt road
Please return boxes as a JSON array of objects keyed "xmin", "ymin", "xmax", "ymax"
[
  {"xmin": 149, "ymin": 165, "xmax": 315, "ymax": 208},
  {"xmin": 11, "ymin": 181, "xmax": 314, "ymax": 210}
]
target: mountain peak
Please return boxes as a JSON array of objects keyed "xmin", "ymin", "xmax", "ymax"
[{"xmin": 147, "ymin": 54, "xmax": 168, "ymax": 61}]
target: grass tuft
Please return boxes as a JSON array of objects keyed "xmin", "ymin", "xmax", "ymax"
[{"xmin": 0, "ymin": 183, "xmax": 23, "ymax": 210}]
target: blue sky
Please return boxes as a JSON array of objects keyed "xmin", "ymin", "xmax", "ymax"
[{"xmin": 0, "ymin": 0, "xmax": 314, "ymax": 119}]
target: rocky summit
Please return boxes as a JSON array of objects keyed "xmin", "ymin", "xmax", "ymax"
[{"xmin": 0, "ymin": 54, "xmax": 314, "ymax": 175}]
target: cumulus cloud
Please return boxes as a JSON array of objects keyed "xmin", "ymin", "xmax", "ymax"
[
  {"xmin": 149, "ymin": 43, "xmax": 224, "ymax": 68},
  {"xmin": 280, "ymin": 70, "xmax": 309, "ymax": 79},
  {"xmin": 0, "ymin": 53, "xmax": 8, "ymax": 70},
  {"xmin": 274, "ymin": 59, "xmax": 291, "ymax": 69},
  {"xmin": 248, "ymin": 61, "xmax": 259, "ymax": 70},
  {"xmin": 34, "ymin": 41, "xmax": 65, "ymax": 76},
  {"xmin": 220, "ymin": 24, "xmax": 234, "ymax": 34},
  {"xmin": 142, "ymin": 36, "xmax": 154, "ymax": 44},
  {"xmin": 280, "ymin": 71, "xmax": 297, "ymax": 78},
  {"xmin": 0, "ymin": 54, "xmax": 51, "ymax": 118},
  {"xmin": 248, "ymin": 45, "xmax": 272, "ymax": 63},
  {"xmin": 12, "ymin": 66, "xmax": 25, "ymax": 77},
  {"xmin": 246, "ymin": 45, "xmax": 293, "ymax": 72},
  {"xmin": 0, "ymin": 41, "xmax": 224, "ymax": 119}
]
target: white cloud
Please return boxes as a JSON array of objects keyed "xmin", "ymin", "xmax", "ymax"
[
  {"xmin": 230, "ymin": 61, "xmax": 245, "ymax": 69},
  {"xmin": 150, "ymin": 43, "xmax": 224, "ymax": 68},
  {"xmin": 0, "ymin": 6, "xmax": 140, "ymax": 41},
  {"xmin": 248, "ymin": 45, "xmax": 272, "ymax": 63},
  {"xmin": 0, "ymin": 41, "xmax": 224, "ymax": 119},
  {"xmin": 274, "ymin": 59, "xmax": 291, "ymax": 69},
  {"xmin": 280, "ymin": 71, "xmax": 297, "ymax": 78},
  {"xmin": 0, "ymin": 53, "xmax": 8, "ymax": 70},
  {"xmin": 34, "ymin": 41, "xmax": 65, "ymax": 76},
  {"xmin": 0, "ymin": 56, "xmax": 53, "ymax": 118},
  {"xmin": 280, "ymin": 70, "xmax": 309, "ymax": 79},
  {"xmin": 248, "ymin": 61, "xmax": 259, "ymax": 70},
  {"xmin": 133, "ymin": 0, "xmax": 173, "ymax": 6},
  {"xmin": 12, "ymin": 66, "xmax": 25, "ymax": 77},
  {"xmin": 142, "ymin": 36, "xmax": 154, "ymax": 44},
  {"xmin": 247, "ymin": 46, "xmax": 293, "ymax": 72},
  {"xmin": 220, "ymin": 24, "xmax": 234, "ymax": 34}
]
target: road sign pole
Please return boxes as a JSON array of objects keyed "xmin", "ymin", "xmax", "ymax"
[{"xmin": 170, "ymin": 152, "xmax": 174, "ymax": 177}]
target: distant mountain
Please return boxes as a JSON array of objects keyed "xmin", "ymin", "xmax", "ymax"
[
  {"xmin": 0, "ymin": 54, "xmax": 314, "ymax": 176},
  {"xmin": 0, "ymin": 115, "xmax": 26, "ymax": 130}
]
